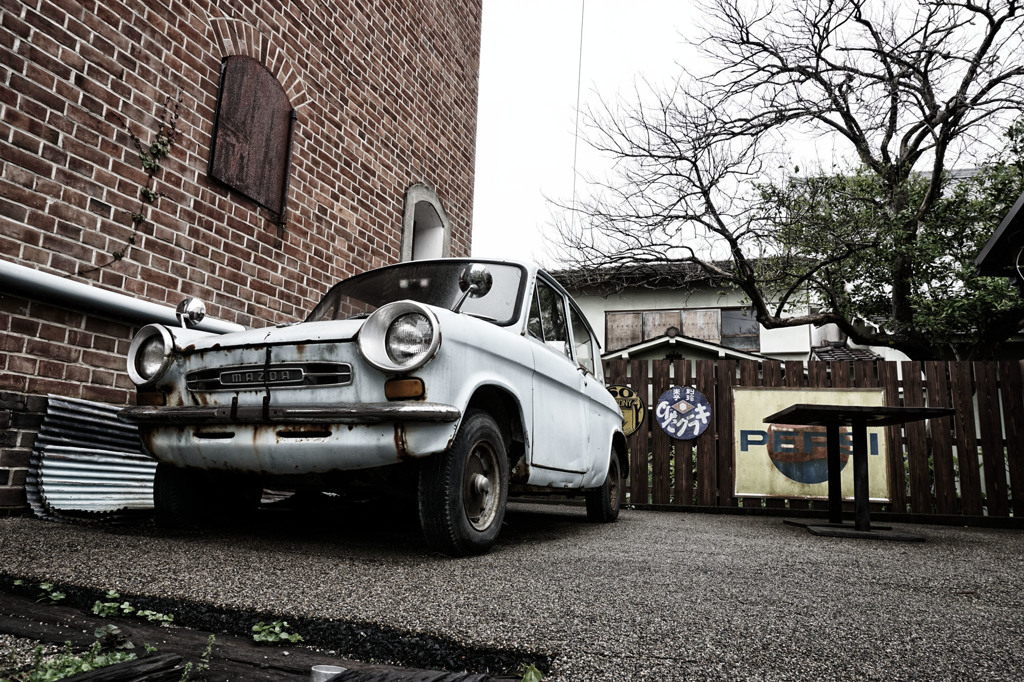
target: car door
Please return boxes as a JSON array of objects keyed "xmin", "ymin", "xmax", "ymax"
[
  {"xmin": 528, "ymin": 276, "xmax": 589, "ymax": 473},
  {"xmin": 567, "ymin": 300, "xmax": 609, "ymax": 477}
]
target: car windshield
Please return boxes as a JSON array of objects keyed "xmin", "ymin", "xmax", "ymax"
[{"xmin": 306, "ymin": 261, "xmax": 527, "ymax": 325}]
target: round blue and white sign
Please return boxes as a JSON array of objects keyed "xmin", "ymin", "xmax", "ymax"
[{"xmin": 655, "ymin": 386, "xmax": 712, "ymax": 441}]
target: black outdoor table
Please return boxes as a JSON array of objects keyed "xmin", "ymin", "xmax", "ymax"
[{"xmin": 763, "ymin": 404, "xmax": 955, "ymax": 541}]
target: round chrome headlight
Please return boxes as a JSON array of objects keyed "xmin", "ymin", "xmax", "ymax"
[
  {"xmin": 359, "ymin": 302, "xmax": 440, "ymax": 373},
  {"xmin": 127, "ymin": 325, "xmax": 174, "ymax": 385},
  {"xmin": 386, "ymin": 312, "xmax": 434, "ymax": 364}
]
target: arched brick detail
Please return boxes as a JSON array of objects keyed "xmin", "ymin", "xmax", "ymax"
[{"xmin": 207, "ymin": 17, "xmax": 309, "ymax": 109}]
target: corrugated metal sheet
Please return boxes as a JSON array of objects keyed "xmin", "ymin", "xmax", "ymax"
[
  {"xmin": 27, "ymin": 395, "xmax": 153, "ymax": 521},
  {"xmin": 39, "ymin": 447, "xmax": 155, "ymax": 512}
]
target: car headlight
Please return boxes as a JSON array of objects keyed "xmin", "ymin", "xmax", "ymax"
[
  {"xmin": 386, "ymin": 312, "xmax": 433, "ymax": 364},
  {"xmin": 126, "ymin": 325, "xmax": 174, "ymax": 385},
  {"xmin": 359, "ymin": 301, "xmax": 440, "ymax": 373}
]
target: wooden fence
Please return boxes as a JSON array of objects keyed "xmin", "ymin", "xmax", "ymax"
[{"xmin": 603, "ymin": 358, "xmax": 1024, "ymax": 520}]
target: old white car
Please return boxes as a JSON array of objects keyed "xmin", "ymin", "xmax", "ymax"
[{"xmin": 120, "ymin": 259, "xmax": 627, "ymax": 555}]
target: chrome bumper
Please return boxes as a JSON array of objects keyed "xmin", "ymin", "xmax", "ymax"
[{"xmin": 119, "ymin": 402, "xmax": 461, "ymax": 426}]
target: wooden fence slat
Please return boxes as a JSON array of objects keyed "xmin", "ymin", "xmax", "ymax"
[
  {"xmin": 650, "ymin": 359, "xmax": 673, "ymax": 505},
  {"xmin": 924, "ymin": 361, "xmax": 957, "ymax": 515},
  {"xmin": 699, "ymin": 358, "xmax": 723, "ymax": 507},
  {"xmin": 786, "ymin": 361, "xmax": 807, "ymax": 388},
  {"xmin": 903, "ymin": 362, "xmax": 933, "ymax": 514},
  {"xmin": 784, "ymin": 361, "xmax": 810, "ymax": 511},
  {"xmin": 831, "ymin": 360, "xmax": 851, "ymax": 388},
  {"xmin": 761, "ymin": 361, "xmax": 786, "ymax": 510},
  {"xmin": 1000, "ymin": 361, "xmax": 1024, "ymax": 518},
  {"xmin": 878, "ymin": 362, "xmax": 907, "ymax": 513},
  {"xmin": 628, "ymin": 358, "xmax": 650, "ymax": 506},
  {"xmin": 851, "ymin": 361, "xmax": 887, "ymax": 515},
  {"xmin": 605, "ymin": 358, "xmax": 630, "ymax": 509},
  {"xmin": 806, "ymin": 361, "xmax": 834, "ymax": 512},
  {"xmin": 950, "ymin": 361, "xmax": 983, "ymax": 516},
  {"xmin": 975, "ymin": 362, "xmax": 1009, "ymax": 517},
  {"xmin": 828, "ymin": 362, "xmax": 855, "ymax": 515},
  {"xmin": 808, "ymin": 361, "xmax": 828, "ymax": 388},
  {"xmin": 854, "ymin": 360, "xmax": 875, "ymax": 388},
  {"xmin": 673, "ymin": 359, "xmax": 696, "ymax": 506},
  {"xmin": 739, "ymin": 359, "xmax": 759, "ymax": 387}
]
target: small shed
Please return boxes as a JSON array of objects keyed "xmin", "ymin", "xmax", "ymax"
[
  {"xmin": 976, "ymin": 189, "xmax": 1024, "ymax": 286},
  {"xmin": 601, "ymin": 330, "xmax": 767, "ymax": 364}
]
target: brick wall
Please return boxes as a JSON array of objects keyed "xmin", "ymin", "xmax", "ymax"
[{"xmin": 0, "ymin": 0, "xmax": 482, "ymax": 509}]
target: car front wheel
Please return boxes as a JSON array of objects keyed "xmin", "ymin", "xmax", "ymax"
[
  {"xmin": 418, "ymin": 409, "xmax": 509, "ymax": 556},
  {"xmin": 153, "ymin": 463, "xmax": 207, "ymax": 527},
  {"xmin": 154, "ymin": 463, "xmax": 261, "ymax": 527},
  {"xmin": 585, "ymin": 449, "xmax": 622, "ymax": 523}
]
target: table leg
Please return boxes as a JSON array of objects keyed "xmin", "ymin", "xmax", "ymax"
[
  {"xmin": 826, "ymin": 420, "xmax": 842, "ymax": 525},
  {"xmin": 852, "ymin": 417, "xmax": 870, "ymax": 531}
]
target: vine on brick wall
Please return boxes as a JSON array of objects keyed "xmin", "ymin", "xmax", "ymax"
[{"xmin": 77, "ymin": 94, "xmax": 183, "ymax": 277}]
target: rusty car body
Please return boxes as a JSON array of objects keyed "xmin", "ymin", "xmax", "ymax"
[{"xmin": 120, "ymin": 259, "xmax": 627, "ymax": 555}]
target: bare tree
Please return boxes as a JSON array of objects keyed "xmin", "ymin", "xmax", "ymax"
[{"xmin": 557, "ymin": 0, "xmax": 1024, "ymax": 359}]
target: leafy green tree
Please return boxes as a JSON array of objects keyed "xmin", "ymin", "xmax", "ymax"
[
  {"xmin": 761, "ymin": 120, "xmax": 1024, "ymax": 358},
  {"xmin": 557, "ymin": 0, "xmax": 1024, "ymax": 359}
]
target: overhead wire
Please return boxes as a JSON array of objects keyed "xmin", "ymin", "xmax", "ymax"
[{"xmin": 571, "ymin": 0, "xmax": 586, "ymax": 232}]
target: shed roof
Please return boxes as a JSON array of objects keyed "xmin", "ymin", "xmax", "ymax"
[
  {"xmin": 602, "ymin": 331, "xmax": 766, "ymax": 362},
  {"xmin": 976, "ymin": 189, "xmax": 1024, "ymax": 277},
  {"xmin": 810, "ymin": 341, "xmax": 882, "ymax": 362}
]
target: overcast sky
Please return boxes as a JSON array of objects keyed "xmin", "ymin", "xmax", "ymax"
[{"xmin": 470, "ymin": 1, "xmax": 701, "ymax": 265}]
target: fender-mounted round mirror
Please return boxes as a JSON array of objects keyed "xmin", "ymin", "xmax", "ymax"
[
  {"xmin": 453, "ymin": 264, "xmax": 493, "ymax": 312},
  {"xmin": 175, "ymin": 297, "xmax": 206, "ymax": 328}
]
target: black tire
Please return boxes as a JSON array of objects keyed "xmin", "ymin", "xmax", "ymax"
[
  {"xmin": 585, "ymin": 449, "xmax": 622, "ymax": 523},
  {"xmin": 153, "ymin": 463, "xmax": 208, "ymax": 528},
  {"xmin": 418, "ymin": 409, "xmax": 509, "ymax": 556},
  {"xmin": 154, "ymin": 464, "xmax": 262, "ymax": 527}
]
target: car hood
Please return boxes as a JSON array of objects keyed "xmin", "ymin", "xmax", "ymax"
[{"xmin": 174, "ymin": 320, "xmax": 366, "ymax": 353}]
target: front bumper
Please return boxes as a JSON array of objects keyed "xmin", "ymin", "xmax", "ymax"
[
  {"xmin": 119, "ymin": 402, "xmax": 463, "ymax": 475},
  {"xmin": 119, "ymin": 402, "xmax": 462, "ymax": 425}
]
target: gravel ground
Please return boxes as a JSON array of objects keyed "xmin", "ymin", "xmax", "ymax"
[
  {"xmin": 0, "ymin": 503, "xmax": 1022, "ymax": 681},
  {"xmin": 0, "ymin": 633, "xmax": 61, "ymax": 671}
]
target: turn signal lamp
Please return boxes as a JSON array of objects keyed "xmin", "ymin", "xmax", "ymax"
[{"xmin": 385, "ymin": 378, "xmax": 425, "ymax": 400}]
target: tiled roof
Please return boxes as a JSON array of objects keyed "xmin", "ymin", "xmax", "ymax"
[{"xmin": 811, "ymin": 341, "xmax": 882, "ymax": 362}]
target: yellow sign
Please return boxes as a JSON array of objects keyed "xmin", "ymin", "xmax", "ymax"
[
  {"xmin": 733, "ymin": 387, "xmax": 890, "ymax": 501},
  {"xmin": 607, "ymin": 385, "xmax": 646, "ymax": 437}
]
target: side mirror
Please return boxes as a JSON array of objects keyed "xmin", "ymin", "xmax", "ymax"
[
  {"xmin": 175, "ymin": 297, "xmax": 206, "ymax": 329},
  {"xmin": 453, "ymin": 264, "xmax": 493, "ymax": 312}
]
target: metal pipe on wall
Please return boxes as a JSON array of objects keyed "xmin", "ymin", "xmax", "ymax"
[{"xmin": 0, "ymin": 258, "xmax": 245, "ymax": 334}]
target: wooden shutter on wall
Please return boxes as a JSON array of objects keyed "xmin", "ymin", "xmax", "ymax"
[
  {"xmin": 606, "ymin": 312, "xmax": 642, "ymax": 351},
  {"xmin": 682, "ymin": 309, "xmax": 721, "ymax": 343},
  {"xmin": 642, "ymin": 310, "xmax": 682, "ymax": 340},
  {"xmin": 209, "ymin": 56, "xmax": 295, "ymax": 224}
]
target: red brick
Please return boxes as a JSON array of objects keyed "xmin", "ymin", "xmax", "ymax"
[
  {"xmin": 0, "ymin": 486, "xmax": 28, "ymax": 508},
  {"xmin": 0, "ymin": 449, "xmax": 31, "ymax": 469},
  {"xmin": 81, "ymin": 384, "xmax": 128, "ymax": 404},
  {"xmin": 0, "ymin": 372, "xmax": 27, "ymax": 392}
]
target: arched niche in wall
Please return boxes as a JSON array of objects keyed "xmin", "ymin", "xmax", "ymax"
[
  {"xmin": 208, "ymin": 55, "xmax": 296, "ymax": 225},
  {"xmin": 401, "ymin": 184, "xmax": 451, "ymax": 261}
]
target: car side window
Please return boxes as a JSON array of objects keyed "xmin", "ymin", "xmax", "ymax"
[
  {"xmin": 532, "ymin": 279, "xmax": 571, "ymax": 359},
  {"xmin": 569, "ymin": 305, "xmax": 595, "ymax": 375},
  {"xmin": 528, "ymin": 288, "xmax": 544, "ymax": 340}
]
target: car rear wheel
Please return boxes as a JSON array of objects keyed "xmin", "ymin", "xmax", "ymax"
[
  {"xmin": 418, "ymin": 409, "xmax": 509, "ymax": 556},
  {"xmin": 585, "ymin": 449, "xmax": 622, "ymax": 522}
]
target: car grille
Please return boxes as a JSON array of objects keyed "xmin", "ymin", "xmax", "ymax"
[{"xmin": 186, "ymin": 363, "xmax": 353, "ymax": 392}]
